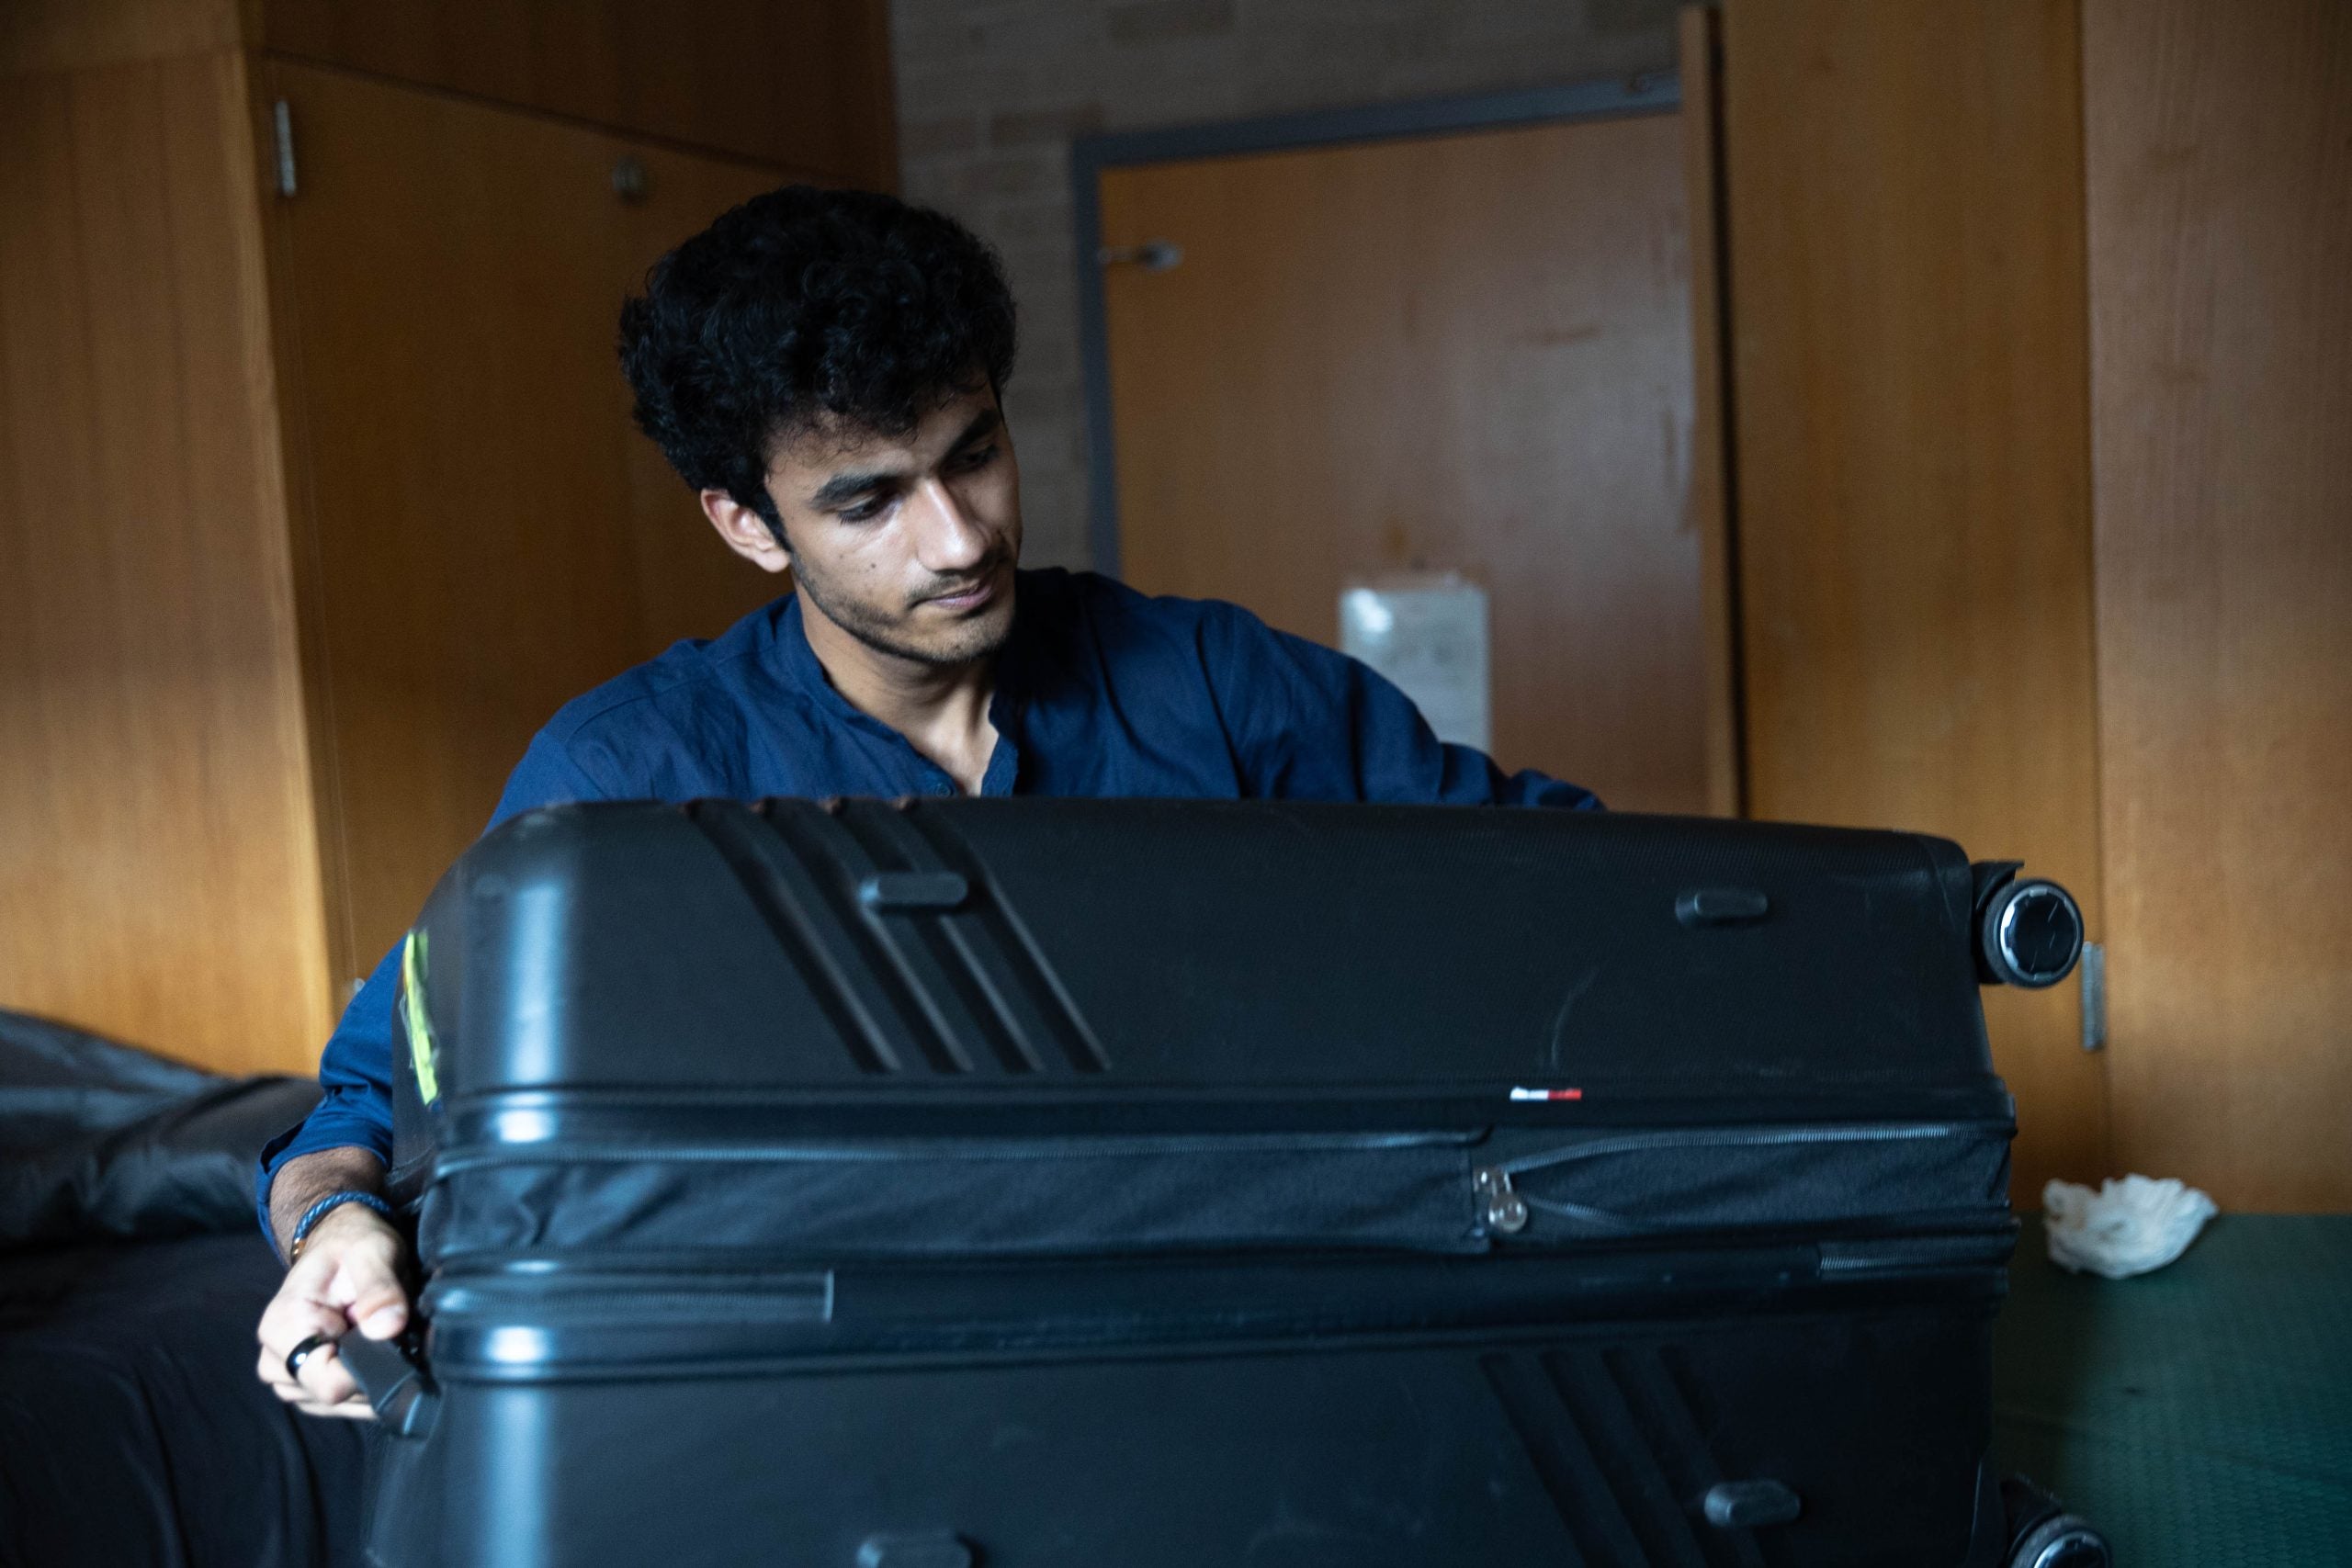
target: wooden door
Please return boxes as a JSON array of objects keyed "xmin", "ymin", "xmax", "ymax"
[
  {"xmin": 1098, "ymin": 113, "xmax": 1716, "ymax": 814},
  {"xmin": 0, "ymin": 49, "xmax": 337, "ymax": 1073},
  {"xmin": 1717, "ymin": 0, "xmax": 2108, "ymax": 1198},
  {"xmin": 2083, "ymin": 0, "xmax": 2352, "ymax": 1210},
  {"xmin": 265, "ymin": 61, "xmax": 788, "ymax": 982}
]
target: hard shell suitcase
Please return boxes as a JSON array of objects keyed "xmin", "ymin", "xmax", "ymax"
[{"xmin": 355, "ymin": 797, "xmax": 2074, "ymax": 1567}]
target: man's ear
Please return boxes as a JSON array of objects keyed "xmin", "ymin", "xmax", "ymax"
[{"xmin": 700, "ymin": 489, "xmax": 793, "ymax": 574}]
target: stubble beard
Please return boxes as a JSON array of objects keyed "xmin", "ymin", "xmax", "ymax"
[{"xmin": 795, "ymin": 558, "xmax": 1016, "ymax": 670}]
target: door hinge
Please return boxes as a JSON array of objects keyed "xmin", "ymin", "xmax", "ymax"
[
  {"xmin": 2079, "ymin": 941, "xmax": 2106, "ymax": 1051},
  {"xmin": 272, "ymin": 100, "xmax": 297, "ymax": 197}
]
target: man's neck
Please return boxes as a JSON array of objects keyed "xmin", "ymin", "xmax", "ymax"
[{"xmin": 800, "ymin": 594, "xmax": 1000, "ymax": 794}]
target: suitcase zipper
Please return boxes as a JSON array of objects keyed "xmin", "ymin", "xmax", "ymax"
[
  {"xmin": 420, "ymin": 1120, "xmax": 2004, "ymax": 1264},
  {"xmin": 1473, "ymin": 1167, "xmax": 1530, "ymax": 1234},
  {"xmin": 431, "ymin": 1126, "xmax": 1479, "ymax": 1174},
  {"xmin": 1497, "ymin": 1121, "xmax": 1967, "ymax": 1174},
  {"xmin": 1488, "ymin": 1121, "xmax": 1995, "ymax": 1236}
]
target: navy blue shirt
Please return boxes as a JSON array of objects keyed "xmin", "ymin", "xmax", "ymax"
[{"xmin": 256, "ymin": 569, "xmax": 1598, "ymax": 1230}]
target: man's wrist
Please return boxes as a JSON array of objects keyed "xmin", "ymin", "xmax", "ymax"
[
  {"xmin": 288, "ymin": 1190, "xmax": 398, "ymax": 1262},
  {"xmin": 268, "ymin": 1145, "xmax": 387, "ymax": 1259}
]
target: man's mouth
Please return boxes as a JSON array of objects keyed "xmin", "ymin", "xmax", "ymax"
[{"xmin": 921, "ymin": 566, "xmax": 1005, "ymax": 612}]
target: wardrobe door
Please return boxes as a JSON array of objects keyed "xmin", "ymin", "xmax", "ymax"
[
  {"xmin": 260, "ymin": 0, "xmax": 897, "ymax": 186},
  {"xmin": 2084, "ymin": 0, "xmax": 2352, "ymax": 1210},
  {"xmin": 1717, "ymin": 0, "xmax": 2109, "ymax": 1198},
  {"xmin": 611, "ymin": 140, "xmax": 797, "ymax": 656},
  {"xmin": 265, "ymin": 60, "xmax": 793, "ymax": 980},
  {"xmin": 0, "ymin": 50, "xmax": 336, "ymax": 1073}
]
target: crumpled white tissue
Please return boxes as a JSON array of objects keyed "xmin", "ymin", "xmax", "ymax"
[{"xmin": 2042, "ymin": 1175, "xmax": 2217, "ymax": 1279}]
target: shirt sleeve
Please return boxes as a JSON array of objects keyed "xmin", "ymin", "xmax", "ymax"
[
  {"xmin": 254, "ymin": 731, "xmax": 616, "ymax": 1240},
  {"xmin": 1198, "ymin": 599, "xmax": 1603, "ymax": 810}
]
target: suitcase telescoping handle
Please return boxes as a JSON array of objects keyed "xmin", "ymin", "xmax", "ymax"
[{"xmin": 335, "ymin": 1325, "xmax": 439, "ymax": 1439}]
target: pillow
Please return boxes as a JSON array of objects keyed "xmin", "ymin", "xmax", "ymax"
[{"xmin": 0, "ymin": 1010, "xmax": 319, "ymax": 1247}]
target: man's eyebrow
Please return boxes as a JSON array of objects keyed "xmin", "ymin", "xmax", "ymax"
[
  {"xmin": 804, "ymin": 407, "xmax": 1003, "ymax": 511},
  {"xmin": 808, "ymin": 467, "xmax": 897, "ymax": 510}
]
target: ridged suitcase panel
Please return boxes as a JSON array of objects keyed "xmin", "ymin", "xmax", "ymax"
[
  {"xmin": 405, "ymin": 798, "xmax": 2000, "ymax": 1107},
  {"xmin": 370, "ymin": 1307, "xmax": 2002, "ymax": 1568}
]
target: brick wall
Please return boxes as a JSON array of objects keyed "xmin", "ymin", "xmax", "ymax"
[{"xmin": 888, "ymin": 0, "xmax": 1684, "ymax": 568}]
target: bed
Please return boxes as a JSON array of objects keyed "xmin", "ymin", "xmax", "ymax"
[{"xmin": 0, "ymin": 1010, "xmax": 367, "ymax": 1568}]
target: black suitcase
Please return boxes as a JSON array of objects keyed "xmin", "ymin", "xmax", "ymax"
[{"xmin": 353, "ymin": 797, "xmax": 2077, "ymax": 1568}]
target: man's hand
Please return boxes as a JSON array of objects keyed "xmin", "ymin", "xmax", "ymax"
[{"xmin": 256, "ymin": 1149, "xmax": 408, "ymax": 1418}]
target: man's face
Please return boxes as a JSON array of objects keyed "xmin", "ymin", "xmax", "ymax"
[{"xmin": 706, "ymin": 382, "xmax": 1023, "ymax": 668}]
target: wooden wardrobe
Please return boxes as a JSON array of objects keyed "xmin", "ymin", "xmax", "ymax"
[
  {"xmin": 1690, "ymin": 0, "xmax": 2350, "ymax": 1209},
  {"xmin": 0, "ymin": 0, "xmax": 895, "ymax": 1075}
]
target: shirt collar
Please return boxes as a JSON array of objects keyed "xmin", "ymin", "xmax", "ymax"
[
  {"xmin": 772, "ymin": 583, "xmax": 1032, "ymax": 785},
  {"xmin": 775, "ymin": 592, "xmax": 890, "ymax": 737}
]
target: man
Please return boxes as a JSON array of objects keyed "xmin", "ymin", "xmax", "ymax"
[{"xmin": 255, "ymin": 186, "xmax": 1598, "ymax": 1416}]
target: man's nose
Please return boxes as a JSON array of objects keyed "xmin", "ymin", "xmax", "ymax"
[{"xmin": 909, "ymin": 476, "xmax": 990, "ymax": 570}]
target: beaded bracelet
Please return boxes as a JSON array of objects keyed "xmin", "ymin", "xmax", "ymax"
[{"xmin": 286, "ymin": 1190, "xmax": 396, "ymax": 1262}]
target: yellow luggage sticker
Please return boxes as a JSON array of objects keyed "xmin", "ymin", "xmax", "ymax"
[{"xmin": 401, "ymin": 930, "xmax": 440, "ymax": 1104}]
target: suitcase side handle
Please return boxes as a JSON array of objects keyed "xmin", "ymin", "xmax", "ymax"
[
  {"xmin": 1703, "ymin": 1479, "xmax": 1802, "ymax": 1528},
  {"xmin": 336, "ymin": 1325, "xmax": 440, "ymax": 1439}
]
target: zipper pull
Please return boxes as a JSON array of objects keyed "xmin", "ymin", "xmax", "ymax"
[{"xmin": 1475, "ymin": 1166, "xmax": 1529, "ymax": 1235}]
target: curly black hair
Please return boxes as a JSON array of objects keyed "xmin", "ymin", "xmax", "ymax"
[{"xmin": 618, "ymin": 186, "xmax": 1018, "ymax": 532}]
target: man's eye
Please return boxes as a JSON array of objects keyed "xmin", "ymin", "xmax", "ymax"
[
  {"xmin": 838, "ymin": 497, "xmax": 889, "ymax": 522},
  {"xmin": 950, "ymin": 444, "xmax": 998, "ymax": 472}
]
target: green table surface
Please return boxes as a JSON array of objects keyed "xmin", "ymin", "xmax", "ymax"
[{"xmin": 1994, "ymin": 1213, "xmax": 2352, "ymax": 1566}]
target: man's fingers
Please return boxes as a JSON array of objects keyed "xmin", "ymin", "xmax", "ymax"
[
  {"xmin": 260, "ymin": 1338, "xmax": 375, "ymax": 1415},
  {"xmin": 268, "ymin": 1377, "xmax": 309, "ymax": 1404},
  {"xmin": 256, "ymin": 1298, "xmax": 348, "ymax": 1385},
  {"xmin": 294, "ymin": 1341, "xmax": 360, "ymax": 1407},
  {"xmin": 270, "ymin": 1369, "xmax": 379, "ymax": 1419},
  {"xmin": 347, "ymin": 1287, "xmax": 408, "ymax": 1340},
  {"xmin": 324, "ymin": 1235, "xmax": 410, "ymax": 1340},
  {"xmin": 257, "ymin": 1293, "xmax": 368, "ymax": 1406}
]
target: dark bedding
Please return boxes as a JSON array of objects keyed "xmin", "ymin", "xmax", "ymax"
[
  {"xmin": 0, "ymin": 1237, "xmax": 368, "ymax": 1567},
  {"xmin": 0, "ymin": 1010, "xmax": 367, "ymax": 1568}
]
